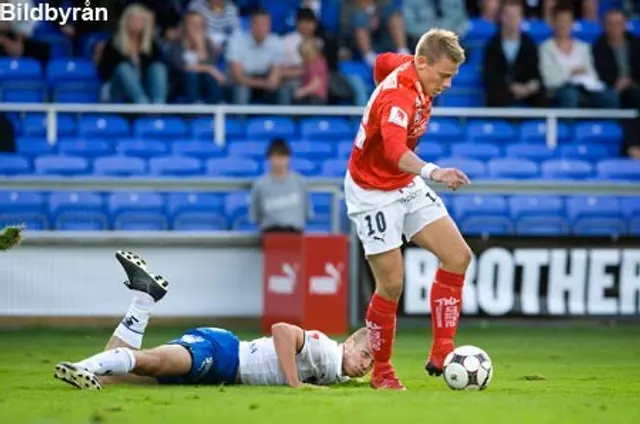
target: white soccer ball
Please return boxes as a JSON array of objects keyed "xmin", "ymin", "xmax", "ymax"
[{"xmin": 442, "ymin": 345, "xmax": 493, "ymax": 391}]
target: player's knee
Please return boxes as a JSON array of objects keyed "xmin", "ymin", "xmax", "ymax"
[
  {"xmin": 442, "ymin": 244, "xmax": 472, "ymax": 275},
  {"xmin": 132, "ymin": 351, "xmax": 164, "ymax": 376}
]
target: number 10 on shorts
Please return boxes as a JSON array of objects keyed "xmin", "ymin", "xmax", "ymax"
[{"xmin": 364, "ymin": 211, "xmax": 386, "ymax": 237}]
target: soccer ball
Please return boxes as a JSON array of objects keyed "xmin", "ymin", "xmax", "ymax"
[{"xmin": 442, "ymin": 345, "xmax": 493, "ymax": 390}]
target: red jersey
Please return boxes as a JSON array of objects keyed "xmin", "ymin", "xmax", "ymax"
[{"xmin": 348, "ymin": 53, "xmax": 432, "ymax": 191}]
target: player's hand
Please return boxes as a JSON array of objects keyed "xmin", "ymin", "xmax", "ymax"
[{"xmin": 430, "ymin": 168, "xmax": 470, "ymax": 191}]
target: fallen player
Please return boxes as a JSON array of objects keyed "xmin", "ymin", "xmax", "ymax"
[{"xmin": 54, "ymin": 251, "xmax": 372, "ymax": 390}]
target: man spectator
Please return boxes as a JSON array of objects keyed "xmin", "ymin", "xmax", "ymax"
[
  {"xmin": 227, "ymin": 8, "xmax": 284, "ymax": 105},
  {"xmin": 483, "ymin": 0, "xmax": 546, "ymax": 107},
  {"xmin": 539, "ymin": 3, "xmax": 618, "ymax": 108},
  {"xmin": 403, "ymin": 0, "xmax": 469, "ymax": 50},
  {"xmin": 342, "ymin": 0, "xmax": 410, "ymax": 67},
  {"xmin": 250, "ymin": 138, "xmax": 313, "ymax": 234},
  {"xmin": 188, "ymin": 0, "xmax": 241, "ymax": 51},
  {"xmin": 521, "ymin": 0, "xmax": 599, "ymax": 21},
  {"xmin": 0, "ymin": 0, "xmax": 50, "ymax": 64},
  {"xmin": 593, "ymin": 8, "xmax": 640, "ymax": 158}
]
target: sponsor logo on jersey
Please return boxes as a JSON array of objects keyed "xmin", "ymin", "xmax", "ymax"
[{"xmin": 388, "ymin": 106, "xmax": 409, "ymax": 129}]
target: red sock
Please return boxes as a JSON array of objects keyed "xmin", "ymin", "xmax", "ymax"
[
  {"xmin": 430, "ymin": 268, "xmax": 465, "ymax": 343},
  {"xmin": 365, "ymin": 293, "xmax": 397, "ymax": 373}
]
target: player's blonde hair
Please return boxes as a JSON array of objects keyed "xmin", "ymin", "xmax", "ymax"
[
  {"xmin": 348, "ymin": 327, "xmax": 368, "ymax": 346},
  {"xmin": 415, "ymin": 28, "xmax": 466, "ymax": 65}
]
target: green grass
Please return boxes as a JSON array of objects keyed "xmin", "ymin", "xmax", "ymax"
[{"xmin": 1, "ymin": 325, "xmax": 639, "ymax": 424}]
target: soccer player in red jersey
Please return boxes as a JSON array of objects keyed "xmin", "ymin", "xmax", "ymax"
[{"xmin": 344, "ymin": 29, "xmax": 472, "ymax": 390}]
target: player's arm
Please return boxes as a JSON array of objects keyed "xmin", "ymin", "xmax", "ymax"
[{"xmin": 271, "ymin": 322, "xmax": 305, "ymax": 387}]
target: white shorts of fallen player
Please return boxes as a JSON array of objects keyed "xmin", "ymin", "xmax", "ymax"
[{"xmin": 344, "ymin": 172, "xmax": 449, "ymax": 256}]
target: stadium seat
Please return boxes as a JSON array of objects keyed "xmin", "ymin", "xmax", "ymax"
[
  {"xmin": 505, "ymin": 143, "xmax": 558, "ymax": 162},
  {"xmin": 300, "ymin": 118, "xmax": 352, "ymax": 141},
  {"xmin": 148, "ymin": 156, "xmax": 203, "ymax": 176},
  {"xmin": 46, "ymin": 59, "xmax": 97, "ymax": 84},
  {"xmin": 424, "ymin": 119, "xmax": 465, "ymax": 142},
  {"xmin": 0, "ymin": 58, "xmax": 46, "ymax": 102},
  {"xmin": 0, "ymin": 154, "xmax": 31, "ymax": 175},
  {"xmin": 133, "ymin": 117, "xmax": 188, "ymax": 140},
  {"xmin": 227, "ymin": 140, "xmax": 269, "ymax": 158},
  {"xmin": 416, "ymin": 141, "xmax": 446, "ymax": 161},
  {"xmin": 453, "ymin": 65, "xmax": 481, "ymax": 88},
  {"xmin": 35, "ymin": 155, "xmax": 90, "ymax": 176},
  {"xmin": 574, "ymin": 121, "xmax": 623, "ymax": 146},
  {"xmin": 572, "ymin": 20, "xmax": 602, "ymax": 43},
  {"xmin": 108, "ymin": 192, "xmax": 168, "ymax": 231},
  {"xmin": 437, "ymin": 89, "xmax": 484, "ymax": 107},
  {"xmin": 232, "ymin": 214, "xmax": 259, "ymax": 232},
  {"xmin": 450, "ymin": 142, "xmax": 501, "ymax": 161},
  {"xmin": 519, "ymin": 120, "xmax": 571, "ymax": 143},
  {"xmin": 459, "ymin": 217, "xmax": 513, "ymax": 235},
  {"xmin": 339, "ymin": 61, "xmax": 374, "ymax": 89},
  {"xmin": 93, "ymin": 156, "xmax": 146, "ymax": 176},
  {"xmin": 436, "ymin": 157, "xmax": 487, "ymax": 179},
  {"xmin": 289, "ymin": 140, "xmax": 334, "ymax": 160},
  {"xmin": 22, "ymin": 114, "xmax": 76, "ymax": 137},
  {"xmin": 171, "ymin": 141, "xmax": 226, "ymax": 159},
  {"xmin": 337, "ymin": 140, "xmax": 354, "ymax": 158},
  {"xmin": 540, "ymin": 159, "xmax": 593, "ymax": 179},
  {"xmin": 0, "ymin": 191, "xmax": 48, "ymax": 230},
  {"xmin": 464, "ymin": 18, "xmax": 497, "ymax": 47},
  {"xmin": 224, "ymin": 191, "xmax": 251, "ymax": 224},
  {"xmin": 77, "ymin": 115, "xmax": 130, "ymax": 138},
  {"xmin": 15, "ymin": 137, "xmax": 54, "ymax": 157},
  {"xmin": 321, "ymin": 158, "xmax": 348, "ymax": 177},
  {"xmin": 453, "ymin": 195, "xmax": 512, "ymax": 234},
  {"xmin": 53, "ymin": 83, "xmax": 100, "ymax": 103},
  {"xmin": 246, "ymin": 117, "xmax": 296, "ymax": 140},
  {"xmin": 466, "ymin": 120, "xmax": 516, "ymax": 143},
  {"xmin": 567, "ymin": 196, "xmax": 624, "ymax": 235},
  {"xmin": 167, "ymin": 193, "xmax": 228, "ymax": 231},
  {"xmin": 49, "ymin": 192, "xmax": 108, "ymax": 231},
  {"xmin": 206, "ymin": 157, "xmax": 261, "ymax": 177},
  {"xmin": 307, "ymin": 193, "xmax": 333, "ymax": 233},
  {"xmin": 116, "ymin": 139, "xmax": 169, "ymax": 158},
  {"xmin": 559, "ymin": 144, "xmax": 612, "ymax": 162},
  {"xmin": 190, "ymin": 117, "xmax": 245, "ymax": 141},
  {"xmin": 487, "ymin": 158, "xmax": 540, "ymax": 179},
  {"xmin": 620, "ymin": 197, "xmax": 640, "ymax": 220},
  {"xmin": 509, "ymin": 195, "xmax": 569, "ymax": 235},
  {"xmin": 521, "ymin": 19, "xmax": 552, "ymax": 43},
  {"xmin": 57, "ymin": 139, "xmax": 112, "ymax": 158},
  {"xmin": 278, "ymin": 157, "xmax": 318, "ymax": 176},
  {"xmin": 596, "ymin": 159, "xmax": 640, "ymax": 180}
]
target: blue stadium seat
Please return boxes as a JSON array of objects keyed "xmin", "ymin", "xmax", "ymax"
[
  {"xmin": 521, "ymin": 19, "xmax": 552, "ymax": 43},
  {"xmin": 246, "ymin": 117, "xmax": 296, "ymax": 140},
  {"xmin": 338, "ymin": 140, "xmax": 354, "ymax": 158},
  {"xmin": 505, "ymin": 143, "xmax": 557, "ymax": 162},
  {"xmin": 289, "ymin": 141, "xmax": 334, "ymax": 160},
  {"xmin": 15, "ymin": 137, "xmax": 54, "ymax": 158},
  {"xmin": 574, "ymin": 121, "xmax": 623, "ymax": 146},
  {"xmin": 53, "ymin": 83, "xmax": 101, "ymax": 103},
  {"xmin": 172, "ymin": 141, "xmax": 225, "ymax": 159},
  {"xmin": 464, "ymin": 18, "xmax": 497, "ymax": 47},
  {"xmin": 108, "ymin": 192, "xmax": 168, "ymax": 231},
  {"xmin": 567, "ymin": 196, "xmax": 624, "ymax": 236},
  {"xmin": 78, "ymin": 115, "xmax": 130, "ymax": 138},
  {"xmin": 227, "ymin": 140, "xmax": 269, "ymax": 158},
  {"xmin": 167, "ymin": 193, "xmax": 227, "ymax": 231},
  {"xmin": 0, "ymin": 154, "xmax": 31, "ymax": 175},
  {"xmin": 622, "ymin": 197, "xmax": 640, "ymax": 235},
  {"xmin": 424, "ymin": 119, "xmax": 465, "ymax": 142},
  {"xmin": 453, "ymin": 195, "xmax": 512, "ymax": 235},
  {"xmin": 93, "ymin": 156, "xmax": 146, "ymax": 176},
  {"xmin": 116, "ymin": 139, "xmax": 169, "ymax": 158},
  {"xmin": 206, "ymin": 157, "xmax": 261, "ymax": 177},
  {"xmin": 572, "ymin": 20, "xmax": 602, "ymax": 43},
  {"xmin": 0, "ymin": 58, "xmax": 45, "ymax": 102},
  {"xmin": 436, "ymin": 157, "xmax": 487, "ymax": 179},
  {"xmin": 300, "ymin": 118, "xmax": 352, "ymax": 141},
  {"xmin": 437, "ymin": 89, "xmax": 484, "ymax": 107},
  {"xmin": 559, "ymin": 144, "xmax": 612, "ymax": 162},
  {"xmin": 22, "ymin": 114, "xmax": 76, "ymax": 138},
  {"xmin": 467, "ymin": 120, "xmax": 516, "ymax": 143},
  {"xmin": 339, "ymin": 61, "xmax": 373, "ymax": 89},
  {"xmin": 596, "ymin": 159, "xmax": 640, "ymax": 180},
  {"xmin": 46, "ymin": 59, "xmax": 97, "ymax": 84},
  {"xmin": 289, "ymin": 157, "xmax": 319, "ymax": 176},
  {"xmin": 487, "ymin": 158, "xmax": 540, "ymax": 179},
  {"xmin": 133, "ymin": 117, "xmax": 188, "ymax": 140},
  {"xmin": 49, "ymin": 192, "xmax": 108, "ymax": 231},
  {"xmin": 35, "ymin": 155, "xmax": 90, "ymax": 176},
  {"xmin": 232, "ymin": 214, "xmax": 259, "ymax": 232},
  {"xmin": 416, "ymin": 141, "xmax": 446, "ymax": 161},
  {"xmin": 190, "ymin": 117, "xmax": 245, "ymax": 141},
  {"xmin": 148, "ymin": 156, "xmax": 203, "ymax": 176},
  {"xmin": 453, "ymin": 65, "xmax": 481, "ymax": 88},
  {"xmin": 450, "ymin": 142, "xmax": 501, "ymax": 161},
  {"xmin": 509, "ymin": 195, "xmax": 569, "ymax": 235},
  {"xmin": 519, "ymin": 120, "xmax": 571, "ymax": 143},
  {"xmin": 224, "ymin": 192, "xmax": 251, "ymax": 225},
  {"xmin": 321, "ymin": 158, "xmax": 348, "ymax": 177},
  {"xmin": 541, "ymin": 159, "xmax": 593, "ymax": 179},
  {"xmin": 0, "ymin": 191, "xmax": 48, "ymax": 230},
  {"xmin": 57, "ymin": 139, "xmax": 112, "ymax": 158}
]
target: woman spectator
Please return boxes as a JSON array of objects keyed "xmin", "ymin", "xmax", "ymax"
[
  {"xmin": 293, "ymin": 38, "xmax": 329, "ymax": 105},
  {"xmin": 96, "ymin": 4, "xmax": 168, "ymax": 104},
  {"xmin": 167, "ymin": 11, "xmax": 226, "ymax": 104}
]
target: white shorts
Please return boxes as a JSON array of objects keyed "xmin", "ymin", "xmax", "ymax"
[{"xmin": 344, "ymin": 172, "xmax": 449, "ymax": 256}]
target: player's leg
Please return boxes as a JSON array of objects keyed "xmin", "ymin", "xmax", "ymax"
[
  {"xmin": 351, "ymin": 203, "xmax": 406, "ymax": 390},
  {"xmin": 405, "ymin": 194, "xmax": 472, "ymax": 376}
]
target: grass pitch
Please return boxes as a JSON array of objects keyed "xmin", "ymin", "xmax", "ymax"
[{"xmin": 1, "ymin": 324, "xmax": 639, "ymax": 424}]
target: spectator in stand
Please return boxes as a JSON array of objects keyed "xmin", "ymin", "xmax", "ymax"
[
  {"xmin": 483, "ymin": 0, "xmax": 546, "ymax": 107},
  {"xmin": 227, "ymin": 8, "xmax": 284, "ymax": 105},
  {"xmin": 341, "ymin": 0, "xmax": 410, "ymax": 67},
  {"xmin": 187, "ymin": 0, "xmax": 241, "ymax": 52},
  {"xmin": 293, "ymin": 38, "xmax": 329, "ymax": 104},
  {"xmin": 167, "ymin": 11, "xmax": 227, "ymax": 104},
  {"xmin": 96, "ymin": 4, "xmax": 168, "ymax": 104},
  {"xmin": 480, "ymin": 0, "xmax": 501, "ymax": 22},
  {"xmin": 118, "ymin": 0, "xmax": 186, "ymax": 43},
  {"xmin": 522, "ymin": 0, "xmax": 599, "ymax": 21},
  {"xmin": 402, "ymin": 0, "xmax": 469, "ymax": 50},
  {"xmin": 593, "ymin": 8, "xmax": 640, "ymax": 158},
  {"xmin": 250, "ymin": 138, "xmax": 312, "ymax": 234},
  {"xmin": 539, "ymin": 3, "xmax": 618, "ymax": 108},
  {"xmin": 0, "ymin": 0, "xmax": 50, "ymax": 64}
]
